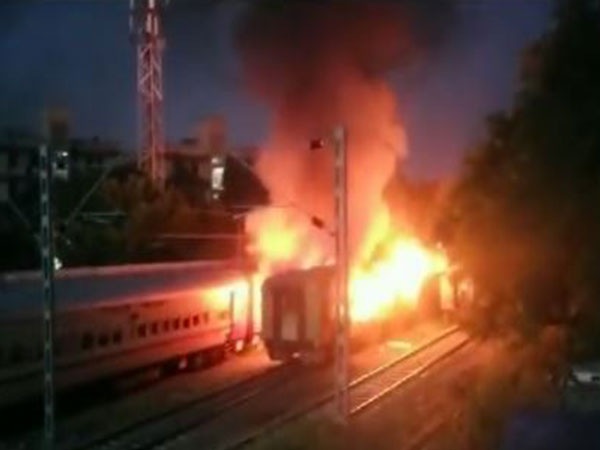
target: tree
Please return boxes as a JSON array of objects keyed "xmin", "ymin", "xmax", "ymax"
[
  {"xmin": 442, "ymin": 0, "xmax": 600, "ymax": 355},
  {"xmin": 0, "ymin": 205, "xmax": 38, "ymax": 271}
]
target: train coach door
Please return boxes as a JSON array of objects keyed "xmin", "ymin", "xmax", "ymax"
[
  {"xmin": 229, "ymin": 291, "xmax": 236, "ymax": 342},
  {"xmin": 228, "ymin": 282, "xmax": 253, "ymax": 350},
  {"xmin": 245, "ymin": 274, "xmax": 255, "ymax": 344},
  {"xmin": 283, "ymin": 286, "xmax": 305, "ymax": 344}
]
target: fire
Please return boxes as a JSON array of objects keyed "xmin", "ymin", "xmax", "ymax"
[
  {"xmin": 235, "ymin": 1, "xmax": 432, "ymax": 327},
  {"xmin": 251, "ymin": 211, "xmax": 298, "ymax": 262},
  {"xmin": 246, "ymin": 207, "xmax": 332, "ymax": 273},
  {"xmin": 247, "ymin": 205, "xmax": 448, "ymax": 323},
  {"xmin": 203, "ymin": 278, "xmax": 249, "ymax": 307},
  {"xmin": 350, "ymin": 237, "xmax": 447, "ymax": 322},
  {"xmin": 349, "ymin": 208, "xmax": 448, "ymax": 322}
]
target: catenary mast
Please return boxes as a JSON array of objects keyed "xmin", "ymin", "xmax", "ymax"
[{"xmin": 130, "ymin": 0, "xmax": 166, "ymax": 185}]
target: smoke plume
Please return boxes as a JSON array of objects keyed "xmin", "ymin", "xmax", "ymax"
[{"xmin": 235, "ymin": 1, "xmax": 446, "ymax": 268}]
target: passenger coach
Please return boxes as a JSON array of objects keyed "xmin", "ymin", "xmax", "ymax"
[
  {"xmin": 0, "ymin": 260, "xmax": 259, "ymax": 408},
  {"xmin": 261, "ymin": 265, "xmax": 473, "ymax": 364}
]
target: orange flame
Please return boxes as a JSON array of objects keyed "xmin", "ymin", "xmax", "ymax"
[
  {"xmin": 248, "ymin": 205, "xmax": 447, "ymax": 323},
  {"xmin": 246, "ymin": 207, "xmax": 332, "ymax": 273},
  {"xmin": 347, "ymin": 208, "xmax": 447, "ymax": 321},
  {"xmin": 350, "ymin": 237, "xmax": 447, "ymax": 322},
  {"xmin": 203, "ymin": 278, "xmax": 249, "ymax": 308}
]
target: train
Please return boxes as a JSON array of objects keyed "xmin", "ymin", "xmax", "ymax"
[
  {"xmin": 0, "ymin": 260, "xmax": 260, "ymax": 409},
  {"xmin": 261, "ymin": 265, "xmax": 473, "ymax": 364},
  {"xmin": 0, "ymin": 256, "xmax": 473, "ymax": 408}
]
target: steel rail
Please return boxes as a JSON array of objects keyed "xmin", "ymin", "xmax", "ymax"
[
  {"xmin": 349, "ymin": 326, "xmax": 459, "ymax": 389},
  {"xmin": 401, "ymin": 395, "xmax": 466, "ymax": 450},
  {"xmin": 404, "ymin": 416, "xmax": 449, "ymax": 450},
  {"xmin": 130, "ymin": 367, "xmax": 301, "ymax": 450},
  {"xmin": 60, "ymin": 327, "xmax": 465, "ymax": 450},
  {"xmin": 349, "ymin": 337, "xmax": 471, "ymax": 415},
  {"xmin": 62, "ymin": 362, "xmax": 296, "ymax": 450},
  {"xmin": 218, "ymin": 326, "xmax": 466, "ymax": 450}
]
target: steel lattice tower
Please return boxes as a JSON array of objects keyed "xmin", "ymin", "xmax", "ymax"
[{"xmin": 130, "ymin": 0, "xmax": 166, "ymax": 185}]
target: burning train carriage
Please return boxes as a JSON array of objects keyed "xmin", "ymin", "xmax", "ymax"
[
  {"xmin": 261, "ymin": 264, "xmax": 470, "ymax": 364},
  {"xmin": 0, "ymin": 261, "xmax": 258, "ymax": 409},
  {"xmin": 261, "ymin": 267, "xmax": 336, "ymax": 363}
]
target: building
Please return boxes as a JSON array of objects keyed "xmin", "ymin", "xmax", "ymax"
[
  {"xmin": 67, "ymin": 137, "xmax": 122, "ymax": 173},
  {"xmin": 0, "ymin": 129, "xmax": 123, "ymax": 204},
  {"xmin": 164, "ymin": 137, "xmax": 214, "ymax": 184},
  {"xmin": 0, "ymin": 131, "xmax": 40, "ymax": 203},
  {"xmin": 165, "ymin": 132, "xmax": 265, "ymax": 205}
]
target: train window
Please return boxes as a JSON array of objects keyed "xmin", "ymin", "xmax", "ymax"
[
  {"xmin": 112, "ymin": 330, "xmax": 122, "ymax": 344},
  {"xmin": 163, "ymin": 320, "xmax": 170, "ymax": 332},
  {"xmin": 137, "ymin": 324, "xmax": 147, "ymax": 338},
  {"xmin": 192, "ymin": 315, "xmax": 200, "ymax": 326},
  {"xmin": 183, "ymin": 317, "xmax": 190, "ymax": 329},
  {"xmin": 151, "ymin": 322, "xmax": 159, "ymax": 335},
  {"xmin": 203, "ymin": 312, "xmax": 210, "ymax": 323},
  {"xmin": 173, "ymin": 318, "xmax": 180, "ymax": 330},
  {"xmin": 98, "ymin": 334, "xmax": 109, "ymax": 347},
  {"xmin": 82, "ymin": 333, "xmax": 94, "ymax": 351},
  {"xmin": 219, "ymin": 311, "xmax": 228, "ymax": 321}
]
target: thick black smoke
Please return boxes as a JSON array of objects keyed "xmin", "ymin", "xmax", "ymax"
[{"xmin": 236, "ymin": 0, "xmax": 455, "ymax": 263}]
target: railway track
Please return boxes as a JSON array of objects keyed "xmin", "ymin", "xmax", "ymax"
[
  {"xmin": 403, "ymin": 416, "xmax": 453, "ymax": 450},
  {"xmin": 98, "ymin": 328, "xmax": 468, "ymax": 450},
  {"xmin": 59, "ymin": 362, "xmax": 299, "ymax": 450},
  {"xmin": 22, "ymin": 326, "xmax": 467, "ymax": 450},
  {"xmin": 349, "ymin": 329, "xmax": 469, "ymax": 416},
  {"xmin": 218, "ymin": 326, "xmax": 469, "ymax": 450}
]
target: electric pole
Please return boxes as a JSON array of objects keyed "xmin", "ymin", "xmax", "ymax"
[
  {"xmin": 333, "ymin": 125, "xmax": 350, "ymax": 423},
  {"xmin": 130, "ymin": 0, "xmax": 166, "ymax": 186},
  {"xmin": 39, "ymin": 144, "xmax": 56, "ymax": 449}
]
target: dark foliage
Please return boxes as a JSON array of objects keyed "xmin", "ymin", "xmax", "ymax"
[
  {"xmin": 442, "ymin": 0, "xmax": 600, "ymax": 357},
  {"xmin": 1, "ymin": 152, "xmax": 269, "ymax": 271}
]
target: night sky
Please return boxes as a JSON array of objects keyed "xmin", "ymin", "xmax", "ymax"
[{"xmin": 0, "ymin": 1, "xmax": 552, "ymax": 179}]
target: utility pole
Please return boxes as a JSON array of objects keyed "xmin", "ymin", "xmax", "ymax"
[
  {"xmin": 309, "ymin": 127, "xmax": 350, "ymax": 422},
  {"xmin": 333, "ymin": 125, "xmax": 350, "ymax": 423},
  {"xmin": 39, "ymin": 144, "xmax": 56, "ymax": 449},
  {"xmin": 130, "ymin": 0, "xmax": 166, "ymax": 186}
]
